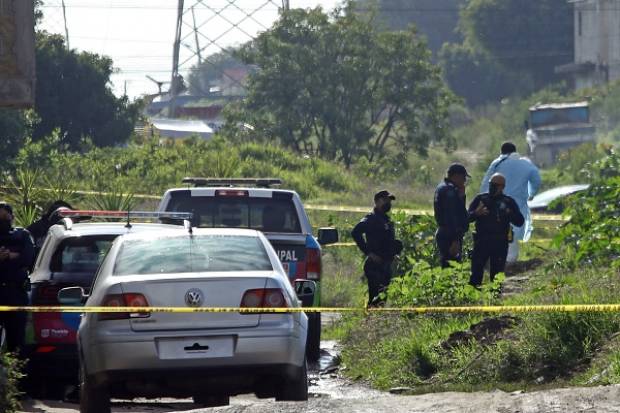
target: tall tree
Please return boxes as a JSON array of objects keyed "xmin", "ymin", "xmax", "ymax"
[
  {"xmin": 459, "ymin": 0, "xmax": 573, "ymax": 90},
  {"xmin": 33, "ymin": 34, "xmax": 140, "ymax": 149},
  {"xmin": 357, "ymin": 0, "xmax": 465, "ymax": 57},
  {"xmin": 224, "ymin": 4, "xmax": 452, "ymax": 167}
]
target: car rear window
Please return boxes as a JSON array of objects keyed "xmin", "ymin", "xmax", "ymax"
[
  {"xmin": 50, "ymin": 235, "xmax": 116, "ymax": 274},
  {"xmin": 113, "ymin": 235, "xmax": 273, "ymax": 275},
  {"xmin": 165, "ymin": 194, "xmax": 301, "ymax": 233}
]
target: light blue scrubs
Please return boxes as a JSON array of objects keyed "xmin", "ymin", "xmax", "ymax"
[{"xmin": 480, "ymin": 153, "xmax": 541, "ymax": 242}]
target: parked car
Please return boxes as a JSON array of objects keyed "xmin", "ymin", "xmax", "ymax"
[
  {"xmin": 527, "ymin": 184, "xmax": 589, "ymax": 213},
  {"xmin": 59, "ymin": 228, "xmax": 315, "ymax": 412},
  {"xmin": 156, "ymin": 178, "xmax": 338, "ymax": 361},
  {"xmin": 26, "ymin": 211, "xmax": 187, "ymax": 394}
]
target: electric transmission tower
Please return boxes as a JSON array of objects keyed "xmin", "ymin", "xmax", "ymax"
[{"xmin": 168, "ymin": 0, "xmax": 290, "ymax": 117}]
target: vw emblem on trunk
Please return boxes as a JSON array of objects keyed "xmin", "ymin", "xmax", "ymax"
[{"xmin": 185, "ymin": 288, "xmax": 204, "ymax": 307}]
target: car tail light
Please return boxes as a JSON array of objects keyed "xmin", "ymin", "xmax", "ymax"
[
  {"xmin": 215, "ymin": 189, "xmax": 248, "ymax": 197},
  {"xmin": 240, "ymin": 288, "xmax": 288, "ymax": 311},
  {"xmin": 306, "ymin": 248, "xmax": 321, "ymax": 280},
  {"xmin": 35, "ymin": 346, "xmax": 56, "ymax": 353},
  {"xmin": 99, "ymin": 293, "xmax": 150, "ymax": 320}
]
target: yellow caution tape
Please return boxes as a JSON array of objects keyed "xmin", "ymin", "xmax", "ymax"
[
  {"xmin": 2, "ymin": 304, "xmax": 620, "ymax": 313},
  {"xmin": 0, "ymin": 186, "xmax": 567, "ymax": 221}
]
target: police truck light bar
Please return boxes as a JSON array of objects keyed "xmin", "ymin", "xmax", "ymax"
[
  {"xmin": 182, "ymin": 177, "xmax": 282, "ymax": 188},
  {"xmin": 57, "ymin": 210, "xmax": 193, "ymax": 221}
]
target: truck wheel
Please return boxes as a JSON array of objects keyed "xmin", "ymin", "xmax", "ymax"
[
  {"xmin": 306, "ymin": 312, "xmax": 321, "ymax": 362},
  {"xmin": 80, "ymin": 366, "xmax": 110, "ymax": 413},
  {"xmin": 276, "ymin": 358, "xmax": 308, "ymax": 401}
]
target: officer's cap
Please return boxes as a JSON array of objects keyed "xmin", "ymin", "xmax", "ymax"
[
  {"xmin": 374, "ymin": 190, "xmax": 395, "ymax": 201},
  {"xmin": 447, "ymin": 163, "xmax": 471, "ymax": 177},
  {"xmin": 0, "ymin": 202, "xmax": 13, "ymax": 215}
]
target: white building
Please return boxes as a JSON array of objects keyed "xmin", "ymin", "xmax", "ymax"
[{"xmin": 557, "ymin": 0, "xmax": 620, "ymax": 89}]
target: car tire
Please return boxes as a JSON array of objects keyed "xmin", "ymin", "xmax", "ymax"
[
  {"xmin": 80, "ymin": 367, "xmax": 110, "ymax": 413},
  {"xmin": 192, "ymin": 394, "xmax": 230, "ymax": 407},
  {"xmin": 306, "ymin": 312, "xmax": 321, "ymax": 362},
  {"xmin": 276, "ymin": 359, "xmax": 308, "ymax": 402}
]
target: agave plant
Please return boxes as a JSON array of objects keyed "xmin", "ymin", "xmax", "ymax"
[
  {"xmin": 5, "ymin": 168, "xmax": 43, "ymax": 211},
  {"xmin": 87, "ymin": 190, "xmax": 136, "ymax": 212},
  {"xmin": 12, "ymin": 204, "xmax": 39, "ymax": 228}
]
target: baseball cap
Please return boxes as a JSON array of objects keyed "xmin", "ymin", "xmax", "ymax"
[
  {"xmin": 374, "ymin": 190, "xmax": 396, "ymax": 201},
  {"xmin": 0, "ymin": 202, "xmax": 13, "ymax": 215},
  {"xmin": 447, "ymin": 163, "xmax": 471, "ymax": 177}
]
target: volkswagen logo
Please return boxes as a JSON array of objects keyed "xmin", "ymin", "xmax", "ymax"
[{"xmin": 185, "ymin": 288, "xmax": 204, "ymax": 307}]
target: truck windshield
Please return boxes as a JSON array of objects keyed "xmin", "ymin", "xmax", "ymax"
[
  {"xmin": 165, "ymin": 195, "xmax": 302, "ymax": 233},
  {"xmin": 530, "ymin": 106, "xmax": 589, "ymax": 128}
]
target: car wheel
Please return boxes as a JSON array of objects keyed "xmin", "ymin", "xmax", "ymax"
[
  {"xmin": 306, "ymin": 312, "xmax": 321, "ymax": 362},
  {"xmin": 192, "ymin": 394, "xmax": 230, "ymax": 407},
  {"xmin": 80, "ymin": 366, "xmax": 110, "ymax": 413},
  {"xmin": 276, "ymin": 359, "xmax": 308, "ymax": 402}
]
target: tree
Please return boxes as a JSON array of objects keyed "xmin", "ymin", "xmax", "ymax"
[
  {"xmin": 357, "ymin": 0, "xmax": 465, "ymax": 57},
  {"xmin": 187, "ymin": 49, "xmax": 250, "ymax": 96},
  {"xmin": 0, "ymin": 109, "xmax": 30, "ymax": 165},
  {"xmin": 459, "ymin": 0, "xmax": 573, "ymax": 90},
  {"xmin": 33, "ymin": 34, "xmax": 141, "ymax": 149},
  {"xmin": 224, "ymin": 4, "xmax": 452, "ymax": 167},
  {"xmin": 439, "ymin": 42, "xmax": 532, "ymax": 107}
]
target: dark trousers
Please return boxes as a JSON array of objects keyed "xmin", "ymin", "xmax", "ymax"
[
  {"xmin": 0, "ymin": 287, "xmax": 28, "ymax": 355},
  {"xmin": 470, "ymin": 238, "xmax": 509, "ymax": 286},
  {"xmin": 364, "ymin": 259, "xmax": 392, "ymax": 306},
  {"xmin": 436, "ymin": 231, "xmax": 462, "ymax": 268}
]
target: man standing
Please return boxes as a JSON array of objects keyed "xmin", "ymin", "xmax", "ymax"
[
  {"xmin": 434, "ymin": 163, "xmax": 470, "ymax": 267},
  {"xmin": 469, "ymin": 174, "xmax": 525, "ymax": 286},
  {"xmin": 352, "ymin": 190, "xmax": 403, "ymax": 306},
  {"xmin": 0, "ymin": 202, "xmax": 35, "ymax": 355},
  {"xmin": 480, "ymin": 142, "xmax": 541, "ymax": 263}
]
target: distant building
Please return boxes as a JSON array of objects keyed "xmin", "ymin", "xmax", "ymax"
[{"xmin": 557, "ymin": 0, "xmax": 620, "ymax": 89}]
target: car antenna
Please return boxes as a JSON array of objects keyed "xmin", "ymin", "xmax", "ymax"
[{"xmin": 125, "ymin": 207, "xmax": 132, "ymax": 229}]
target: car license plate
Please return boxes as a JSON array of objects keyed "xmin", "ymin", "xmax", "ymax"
[{"xmin": 156, "ymin": 336, "xmax": 234, "ymax": 360}]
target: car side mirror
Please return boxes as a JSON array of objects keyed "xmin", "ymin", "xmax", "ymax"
[
  {"xmin": 58, "ymin": 286, "xmax": 87, "ymax": 306},
  {"xmin": 294, "ymin": 279, "xmax": 317, "ymax": 307},
  {"xmin": 317, "ymin": 227, "xmax": 338, "ymax": 245}
]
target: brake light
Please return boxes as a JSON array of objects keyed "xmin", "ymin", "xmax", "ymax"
[
  {"xmin": 99, "ymin": 293, "xmax": 150, "ymax": 320},
  {"xmin": 306, "ymin": 248, "xmax": 321, "ymax": 280},
  {"xmin": 240, "ymin": 288, "xmax": 288, "ymax": 310},
  {"xmin": 36, "ymin": 346, "xmax": 56, "ymax": 353},
  {"xmin": 215, "ymin": 189, "xmax": 249, "ymax": 197}
]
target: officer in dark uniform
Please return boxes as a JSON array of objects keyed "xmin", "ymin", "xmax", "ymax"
[
  {"xmin": 468, "ymin": 173, "xmax": 525, "ymax": 286},
  {"xmin": 352, "ymin": 190, "xmax": 403, "ymax": 306},
  {"xmin": 434, "ymin": 163, "xmax": 470, "ymax": 267},
  {"xmin": 27, "ymin": 200, "xmax": 73, "ymax": 257},
  {"xmin": 0, "ymin": 202, "xmax": 35, "ymax": 355}
]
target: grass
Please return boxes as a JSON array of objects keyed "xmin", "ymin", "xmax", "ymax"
[{"xmin": 324, "ymin": 220, "xmax": 620, "ymax": 393}]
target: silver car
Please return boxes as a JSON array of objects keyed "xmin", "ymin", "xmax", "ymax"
[{"xmin": 59, "ymin": 228, "xmax": 313, "ymax": 413}]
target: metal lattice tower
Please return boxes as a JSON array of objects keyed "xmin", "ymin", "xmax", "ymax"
[{"xmin": 169, "ymin": 0, "xmax": 290, "ymax": 116}]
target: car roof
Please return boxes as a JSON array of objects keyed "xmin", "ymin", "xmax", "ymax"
[
  {"xmin": 49, "ymin": 222, "xmax": 181, "ymax": 238},
  {"xmin": 118, "ymin": 227, "xmax": 263, "ymax": 241},
  {"xmin": 528, "ymin": 184, "xmax": 589, "ymax": 208}
]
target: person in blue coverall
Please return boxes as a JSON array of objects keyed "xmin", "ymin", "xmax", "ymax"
[{"xmin": 480, "ymin": 142, "xmax": 541, "ymax": 263}]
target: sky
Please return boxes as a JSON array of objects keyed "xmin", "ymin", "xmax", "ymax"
[{"xmin": 38, "ymin": 0, "xmax": 341, "ymax": 99}]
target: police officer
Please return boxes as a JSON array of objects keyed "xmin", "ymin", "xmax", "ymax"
[
  {"xmin": 352, "ymin": 190, "xmax": 403, "ymax": 306},
  {"xmin": 0, "ymin": 202, "xmax": 35, "ymax": 355},
  {"xmin": 27, "ymin": 200, "xmax": 73, "ymax": 256},
  {"xmin": 468, "ymin": 174, "xmax": 525, "ymax": 286},
  {"xmin": 434, "ymin": 163, "xmax": 470, "ymax": 267}
]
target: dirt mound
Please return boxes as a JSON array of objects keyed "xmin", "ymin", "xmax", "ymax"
[{"xmin": 441, "ymin": 316, "xmax": 518, "ymax": 350}]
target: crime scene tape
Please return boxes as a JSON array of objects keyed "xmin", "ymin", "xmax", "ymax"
[
  {"xmin": 2, "ymin": 304, "xmax": 620, "ymax": 313},
  {"xmin": 0, "ymin": 186, "xmax": 567, "ymax": 221}
]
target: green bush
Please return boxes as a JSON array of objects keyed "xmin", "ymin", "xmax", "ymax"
[{"xmin": 0, "ymin": 353, "xmax": 24, "ymax": 413}]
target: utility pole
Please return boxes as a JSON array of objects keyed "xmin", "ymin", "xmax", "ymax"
[
  {"xmin": 169, "ymin": 0, "xmax": 185, "ymax": 118},
  {"xmin": 282, "ymin": 0, "xmax": 290, "ymax": 11},
  {"xmin": 61, "ymin": 0, "xmax": 70, "ymax": 49},
  {"xmin": 191, "ymin": 6, "xmax": 202, "ymax": 65}
]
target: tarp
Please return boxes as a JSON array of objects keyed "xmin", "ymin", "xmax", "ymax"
[
  {"xmin": 0, "ymin": 0, "xmax": 36, "ymax": 108},
  {"xmin": 151, "ymin": 118, "xmax": 214, "ymax": 139}
]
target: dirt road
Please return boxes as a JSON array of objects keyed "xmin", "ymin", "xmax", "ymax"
[{"xmin": 19, "ymin": 341, "xmax": 620, "ymax": 412}]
